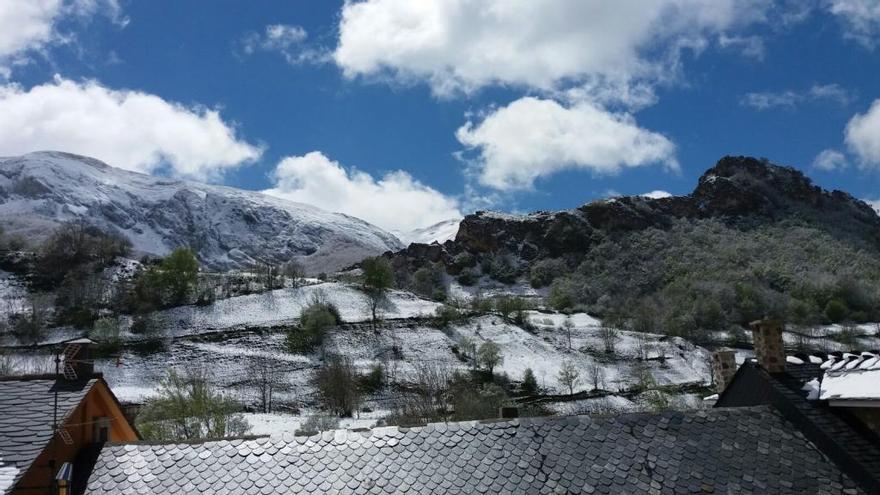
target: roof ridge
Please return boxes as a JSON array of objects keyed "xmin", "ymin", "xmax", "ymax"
[{"xmin": 102, "ymin": 406, "xmax": 777, "ymax": 448}]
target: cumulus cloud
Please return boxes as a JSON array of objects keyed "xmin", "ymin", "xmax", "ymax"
[
  {"xmin": 825, "ymin": 0, "xmax": 880, "ymax": 48},
  {"xmin": 812, "ymin": 149, "xmax": 849, "ymax": 170},
  {"xmin": 263, "ymin": 151, "xmax": 462, "ymax": 239},
  {"xmin": 740, "ymin": 83, "xmax": 853, "ymax": 110},
  {"xmin": 456, "ymin": 97, "xmax": 678, "ymax": 191},
  {"xmin": 0, "ymin": 76, "xmax": 262, "ymax": 179},
  {"xmin": 845, "ymin": 99, "xmax": 880, "ymax": 168},
  {"xmin": 642, "ymin": 190, "xmax": 673, "ymax": 199},
  {"xmin": 334, "ymin": 0, "xmax": 761, "ymax": 96},
  {"xmin": 0, "ymin": 0, "xmax": 125, "ymax": 75},
  {"xmin": 238, "ymin": 24, "xmax": 327, "ymax": 65}
]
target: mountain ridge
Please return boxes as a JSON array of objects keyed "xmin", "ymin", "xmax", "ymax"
[
  {"xmin": 0, "ymin": 151, "xmax": 403, "ymax": 273},
  {"xmin": 391, "ymin": 155, "xmax": 880, "ymax": 271}
]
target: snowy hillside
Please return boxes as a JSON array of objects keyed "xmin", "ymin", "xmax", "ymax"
[
  {"xmin": 0, "ymin": 152, "xmax": 403, "ymax": 272},
  {"xmin": 398, "ymin": 218, "xmax": 461, "ymax": 245}
]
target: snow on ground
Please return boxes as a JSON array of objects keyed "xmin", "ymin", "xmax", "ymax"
[
  {"xmin": 244, "ymin": 408, "xmax": 388, "ymax": 438},
  {"xmin": 447, "ymin": 279, "xmax": 544, "ymax": 303},
  {"xmin": 122, "ymin": 282, "xmax": 442, "ymax": 340}
]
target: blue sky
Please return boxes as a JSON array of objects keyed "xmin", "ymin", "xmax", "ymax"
[{"xmin": 1, "ymin": 1, "xmax": 880, "ymax": 238}]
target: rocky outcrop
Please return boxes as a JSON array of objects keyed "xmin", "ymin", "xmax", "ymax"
[{"xmin": 389, "ymin": 156, "xmax": 880, "ymax": 271}]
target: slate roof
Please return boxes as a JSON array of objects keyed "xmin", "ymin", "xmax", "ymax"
[
  {"xmin": 85, "ymin": 406, "xmax": 863, "ymax": 495},
  {"xmin": 716, "ymin": 357, "xmax": 880, "ymax": 494},
  {"xmin": 0, "ymin": 375, "xmax": 98, "ymax": 494}
]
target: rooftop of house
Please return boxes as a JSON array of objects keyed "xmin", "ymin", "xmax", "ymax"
[
  {"xmin": 716, "ymin": 351, "xmax": 880, "ymax": 494},
  {"xmin": 85, "ymin": 406, "xmax": 863, "ymax": 495},
  {"xmin": 0, "ymin": 375, "xmax": 100, "ymax": 494}
]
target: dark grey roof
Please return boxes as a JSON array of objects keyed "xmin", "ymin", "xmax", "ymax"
[
  {"xmin": 0, "ymin": 376, "xmax": 98, "ymax": 493},
  {"xmin": 716, "ymin": 359, "xmax": 880, "ymax": 494},
  {"xmin": 86, "ymin": 406, "xmax": 862, "ymax": 495}
]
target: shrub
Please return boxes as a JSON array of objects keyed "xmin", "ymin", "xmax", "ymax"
[
  {"xmin": 824, "ymin": 299, "xmax": 848, "ymax": 324},
  {"xmin": 359, "ymin": 363, "xmax": 385, "ymax": 394},
  {"xmin": 529, "ymin": 258, "xmax": 567, "ymax": 288},
  {"xmin": 314, "ymin": 355, "xmax": 361, "ymax": 417},
  {"xmin": 137, "ymin": 369, "xmax": 249, "ymax": 441},
  {"xmin": 295, "ymin": 414, "xmax": 339, "ymax": 436},
  {"xmin": 287, "ymin": 296, "xmax": 339, "ymax": 353}
]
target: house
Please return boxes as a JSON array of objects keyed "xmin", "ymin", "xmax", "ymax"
[
  {"xmin": 714, "ymin": 319, "xmax": 880, "ymax": 494},
  {"xmin": 0, "ymin": 339, "xmax": 139, "ymax": 495}
]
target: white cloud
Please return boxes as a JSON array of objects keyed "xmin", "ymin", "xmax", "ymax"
[
  {"xmin": 865, "ymin": 198, "xmax": 880, "ymax": 214},
  {"xmin": 263, "ymin": 151, "xmax": 462, "ymax": 239},
  {"xmin": 0, "ymin": 0, "xmax": 125, "ymax": 75},
  {"xmin": 825, "ymin": 0, "xmax": 880, "ymax": 48},
  {"xmin": 845, "ymin": 99, "xmax": 880, "ymax": 168},
  {"xmin": 741, "ymin": 83, "xmax": 852, "ymax": 110},
  {"xmin": 334, "ymin": 0, "xmax": 761, "ymax": 96},
  {"xmin": 0, "ymin": 76, "xmax": 262, "ymax": 179},
  {"xmin": 642, "ymin": 190, "xmax": 673, "ymax": 199},
  {"xmin": 456, "ymin": 97, "xmax": 678, "ymax": 190},
  {"xmin": 718, "ymin": 34, "xmax": 766, "ymax": 60},
  {"xmin": 239, "ymin": 24, "xmax": 327, "ymax": 65},
  {"xmin": 812, "ymin": 149, "xmax": 848, "ymax": 170}
]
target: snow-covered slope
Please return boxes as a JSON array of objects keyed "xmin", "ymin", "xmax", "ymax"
[
  {"xmin": 0, "ymin": 152, "xmax": 403, "ymax": 272},
  {"xmin": 398, "ymin": 218, "xmax": 461, "ymax": 245}
]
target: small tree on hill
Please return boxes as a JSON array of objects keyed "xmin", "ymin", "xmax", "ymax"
[
  {"xmin": 361, "ymin": 257, "xmax": 393, "ymax": 325},
  {"xmin": 522, "ymin": 368, "xmax": 538, "ymax": 395},
  {"xmin": 161, "ymin": 247, "xmax": 199, "ymax": 305},
  {"xmin": 562, "ymin": 316, "xmax": 574, "ymax": 350},
  {"xmin": 477, "ymin": 341, "xmax": 502, "ymax": 374},
  {"xmin": 558, "ymin": 360, "xmax": 580, "ymax": 396}
]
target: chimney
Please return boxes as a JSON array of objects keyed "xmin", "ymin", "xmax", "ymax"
[
  {"xmin": 61, "ymin": 338, "xmax": 95, "ymax": 381},
  {"xmin": 499, "ymin": 406, "xmax": 519, "ymax": 419},
  {"xmin": 750, "ymin": 318, "xmax": 785, "ymax": 374},
  {"xmin": 711, "ymin": 349, "xmax": 737, "ymax": 393}
]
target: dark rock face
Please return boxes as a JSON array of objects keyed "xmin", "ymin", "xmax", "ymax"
[{"xmin": 389, "ymin": 156, "xmax": 880, "ymax": 270}]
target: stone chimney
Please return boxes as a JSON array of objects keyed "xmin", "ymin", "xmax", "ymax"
[
  {"xmin": 499, "ymin": 406, "xmax": 519, "ymax": 419},
  {"xmin": 711, "ymin": 349, "xmax": 737, "ymax": 393},
  {"xmin": 61, "ymin": 338, "xmax": 95, "ymax": 381},
  {"xmin": 750, "ymin": 318, "xmax": 785, "ymax": 374}
]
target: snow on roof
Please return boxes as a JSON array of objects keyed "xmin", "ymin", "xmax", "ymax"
[
  {"xmin": 820, "ymin": 371, "xmax": 880, "ymax": 401},
  {"xmin": 0, "ymin": 456, "xmax": 20, "ymax": 494},
  {"xmin": 788, "ymin": 352, "xmax": 880, "ymax": 402}
]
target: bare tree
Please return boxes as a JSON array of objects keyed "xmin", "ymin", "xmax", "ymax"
[
  {"xmin": 558, "ymin": 360, "xmax": 580, "ymax": 396},
  {"xmin": 588, "ymin": 363, "xmax": 605, "ymax": 391},
  {"xmin": 248, "ymin": 355, "xmax": 281, "ymax": 413},
  {"xmin": 562, "ymin": 316, "xmax": 575, "ymax": 350},
  {"xmin": 599, "ymin": 322, "xmax": 621, "ymax": 354}
]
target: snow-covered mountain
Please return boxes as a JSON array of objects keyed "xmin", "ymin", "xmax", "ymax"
[{"xmin": 0, "ymin": 152, "xmax": 403, "ymax": 272}]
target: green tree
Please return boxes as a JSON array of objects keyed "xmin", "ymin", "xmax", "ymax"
[
  {"xmin": 824, "ymin": 298, "xmax": 848, "ymax": 323},
  {"xmin": 161, "ymin": 247, "xmax": 200, "ymax": 304},
  {"xmin": 361, "ymin": 257, "xmax": 394, "ymax": 325},
  {"xmin": 287, "ymin": 295, "xmax": 340, "ymax": 353},
  {"xmin": 477, "ymin": 341, "xmax": 503, "ymax": 374},
  {"xmin": 138, "ymin": 369, "xmax": 248, "ymax": 441}
]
